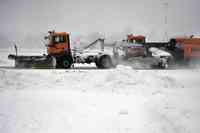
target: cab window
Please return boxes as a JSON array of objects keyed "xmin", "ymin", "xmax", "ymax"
[{"xmin": 53, "ymin": 36, "xmax": 66, "ymax": 43}]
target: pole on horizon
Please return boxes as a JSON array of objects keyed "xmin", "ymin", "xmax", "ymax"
[{"xmin": 162, "ymin": 1, "xmax": 169, "ymax": 42}]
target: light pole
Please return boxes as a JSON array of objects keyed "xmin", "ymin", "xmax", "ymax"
[{"xmin": 162, "ymin": 1, "xmax": 169, "ymax": 41}]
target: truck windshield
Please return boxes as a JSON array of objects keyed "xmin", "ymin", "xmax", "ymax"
[{"xmin": 52, "ymin": 36, "xmax": 66, "ymax": 43}]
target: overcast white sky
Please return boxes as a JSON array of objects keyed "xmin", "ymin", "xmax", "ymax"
[{"xmin": 0, "ymin": 0, "xmax": 199, "ymax": 48}]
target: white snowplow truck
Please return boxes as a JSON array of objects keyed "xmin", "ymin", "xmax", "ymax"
[{"xmin": 8, "ymin": 31, "xmax": 118, "ymax": 69}]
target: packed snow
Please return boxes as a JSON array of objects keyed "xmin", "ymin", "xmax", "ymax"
[{"xmin": 0, "ymin": 48, "xmax": 200, "ymax": 133}]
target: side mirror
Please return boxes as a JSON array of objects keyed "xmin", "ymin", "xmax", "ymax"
[{"xmin": 44, "ymin": 36, "xmax": 48, "ymax": 40}]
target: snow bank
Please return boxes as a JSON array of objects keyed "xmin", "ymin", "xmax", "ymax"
[{"xmin": 0, "ymin": 49, "xmax": 200, "ymax": 133}]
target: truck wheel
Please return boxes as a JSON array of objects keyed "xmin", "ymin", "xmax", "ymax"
[
  {"xmin": 63, "ymin": 60, "xmax": 70, "ymax": 68},
  {"xmin": 97, "ymin": 55, "xmax": 112, "ymax": 69},
  {"xmin": 56, "ymin": 56, "xmax": 73, "ymax": 69},
  {"xmin": 158, "ymin": 61, "xmax": 168, "ymax": 69},
  {"xmin": 63, "ymin": 56, "xmax": 73, "ymax": 69}
]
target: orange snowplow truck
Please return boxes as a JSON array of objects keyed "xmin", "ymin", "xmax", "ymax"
[
  {"xmin": 8, "ymin": 31, "xmax": 73, "ymax": 69},
  {"xmin": 169, "ymin": 36, "xmax": 200, "ymax": 60},
  {"xmin": 8, "ymin": 30, "xmax": 117, "ymax": 69}
]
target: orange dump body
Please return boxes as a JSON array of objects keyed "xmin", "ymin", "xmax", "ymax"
[
  {"xmin": 47, "ymin": 32, "xmax": 71, "ymax": 55},
  {"xmin": 127, "ymin": 35, "xmax": 146, "ymax": 44},
  {"xmin": 175, "ymin": 37, "xmax": 200, "ymax": 59}
]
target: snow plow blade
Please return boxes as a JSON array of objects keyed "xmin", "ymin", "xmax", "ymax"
[{"xmin": 8, "ymin": 54, "xmax": 56, "ymax": 69}]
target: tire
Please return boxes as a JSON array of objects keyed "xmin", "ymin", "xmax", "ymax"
[
  {"xmin": 56, "ymin": 55, "xmax": 73, "ymax": 69},
  {"xmin": 158, "ymin": 61, "xmax": 169, "ymax": 69},
  {"xmin": 96, "ymin": 55, "xmax": 112, "ymax": 69}
]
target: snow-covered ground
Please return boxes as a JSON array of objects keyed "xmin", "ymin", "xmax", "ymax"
[{"xmin": 0, "ymin": 49, "xmax": 200, "ymax": 133}]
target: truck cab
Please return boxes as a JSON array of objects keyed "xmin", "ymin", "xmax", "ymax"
[
  {"xmin": 124, "ymin": 34, "xmax": 146, "ymax": 58},
  {"xmin": 45, "ymin": 31, "xmax": 73, "ymax": 68},
  {"xmin": 46, "ymin": 31, "xmax": 71, "ymax": 56}
]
